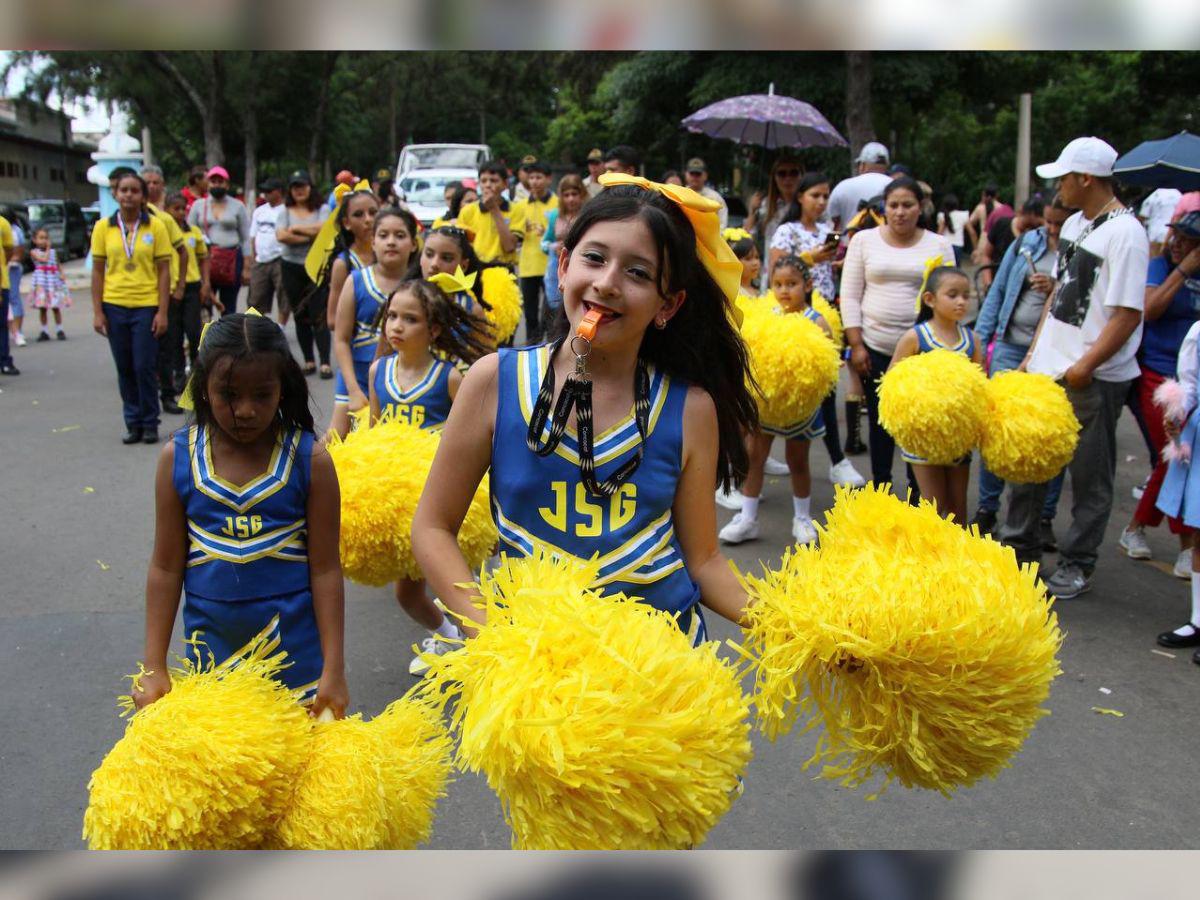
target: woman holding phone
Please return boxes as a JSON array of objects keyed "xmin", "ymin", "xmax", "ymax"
[{"xmin": 769, "ymin": 172, "xmax": 838, "ymax": 299}]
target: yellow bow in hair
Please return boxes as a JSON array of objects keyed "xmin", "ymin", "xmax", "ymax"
[
  {"xmin": 305, "ymin": 179, "xmax": 373, "ymax": 283},
  {"xmin": 915, "ymin": 254, "xmax": 945, "ymax": 313},
  {"xmin": 722, "ymin": 227, "xmax": 754, "ymax": 244},
  {"xmin": 428, "ymin": 266, "xmax": 477, "ymax": 297},
  {"xmin": 597, "ymin": 173, "xmax": 744, "ymax": 310}
]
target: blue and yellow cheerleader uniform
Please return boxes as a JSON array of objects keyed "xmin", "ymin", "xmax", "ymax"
[
  {"xmin": 761, "ymin": 305, "xmax": 827, "ymax": 441},
  {"xmin": 900, "ymin": 321, "xmax": 978, "ymax": 466},
  {"xmin": 335, "ymin": 264, "xmax": 390, "ymax": 405},
  {"xmin": 491, "ymin": 345, "xmax": 706, "ymax": 642},
  {"xmin": 173, "ymin": 424, "xmax": 323, "ymax": 698},
  {"xmin": 373, "ymin": 355, "xmax": 454, "ymax": 430}
]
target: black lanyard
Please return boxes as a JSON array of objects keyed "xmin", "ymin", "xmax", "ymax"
[{"xmin": 526, "ymin": 337, "xmax": 651, "ymax": 497}]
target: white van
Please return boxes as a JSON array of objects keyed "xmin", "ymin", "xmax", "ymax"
[{"xmin": 396, "ymin": 143, "xmax": 491, "ymax": 176}]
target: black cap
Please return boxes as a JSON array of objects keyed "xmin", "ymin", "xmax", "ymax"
[{"xmin": 287, "ymin": 169, "xmax": 313, "ymax": 186}]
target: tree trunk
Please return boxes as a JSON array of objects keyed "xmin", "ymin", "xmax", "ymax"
[
  {"xmin": 308, "ymin": 51, "xmax": 341, "ymax": 177},
  {"xmin": 387, "ymin": 58, "xmax": 399, "ymax": 164},
  {"xmin": 243, "ymin": 105, "xmax": 258, "ymax": 207},
  {"xmin": 845, "ymin": 51, "xmax": 875, "ymax": 175},
  {"xmin": 148, "ymin": 51, "xmax": 224, "ymax": 166}
]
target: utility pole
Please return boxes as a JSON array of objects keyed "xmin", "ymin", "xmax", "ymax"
[{"xmin": 1015, "ymin": 93, "xmax": 1032, "ymax": 207}]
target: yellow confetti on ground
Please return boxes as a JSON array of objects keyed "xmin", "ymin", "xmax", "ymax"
[
  {"xmin": 1091, "ymin": 707, "xmax": 1124, "ymax": 718},
  {"xmin": 96, "ymin": 560, "xmax": 111, "ymax": 571},
  {"xmin": 53, "ymin": 424, "xmax": 81, "ymax": 434},
  {"xmin": 83, "ymin": 486, "xmax": 96, "ymax": 494}
]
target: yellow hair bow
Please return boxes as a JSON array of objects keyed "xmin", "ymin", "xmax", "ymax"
[
  {"xmin": 596, "ymin": 172, "xmax": 744, "ymax": 309},
  {"xmin": 428, "ymin": 266, "xmax": 477, "ymax": 297},
  {"xmin": 722, "ymin": 227, "xmax": 754, "ymax": 244},
  {"xmin": 305, "ymin": 179, "xmax": 374, "ymax": 283},
  {"xmin": 916, "ymin": 254, "xmax": 945, "ymax": 313}
]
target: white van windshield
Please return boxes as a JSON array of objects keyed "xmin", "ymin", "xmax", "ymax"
[
  {"xmin": 27, "ymin": 203, "xmax": 64, "ymax": 224},
  {"xmin": 399, "ymin": 174, "xmax": 462, "ymax": 205},
  {"xmin": 404, "ymin": 147, "xmax": 483, "ymax": 170}
]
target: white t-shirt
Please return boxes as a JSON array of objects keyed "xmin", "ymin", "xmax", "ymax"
[
  {"xmin": 1139, "ymin": 188, "xmax": 1182, "ymax": 243},
  {"xmin": 250, "ymin": 201, "xmax": 284, "ymax": 263},
  {"xmin": 940, "ymin": 209, "xmax": 968, "ymax": 247},
  {"xmin": 827, "ymin": 172, "xmax": 892, "ymax": 230},
  {"xmin": 1028, "ymin": 209, "xmax": 1148, "ymax": 383}
]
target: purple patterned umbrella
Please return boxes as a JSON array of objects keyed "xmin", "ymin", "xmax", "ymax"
[{"xmin": 681, "ymin": 89, "xmax": 847, "ymax": 150}]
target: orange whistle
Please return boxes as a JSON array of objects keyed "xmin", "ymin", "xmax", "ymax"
[{"xmin": 577, "ymin": 308, "xmax": 603, "ymax": 342}]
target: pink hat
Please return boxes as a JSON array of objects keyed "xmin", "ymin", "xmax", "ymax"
[{"xmin": 205, "ymin": 165, "xmax": 230, "ymax": 180}]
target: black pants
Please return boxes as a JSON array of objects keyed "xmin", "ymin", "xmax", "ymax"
[
  {"xmin": 863, "ymin": 344, "xmax": 919, "ymax": 498},
  {"xmin": 281, "ymin": 259, "xmax": 331, "ymax": 366},
  {"xmin": 520, "ymin": 275, "xmax": 544, "ymax": 344},
  {"xmin": 820, "ymin": 393, "xmax": 844, "ymax": 466},
  {"xmin": 173, "ymin": 283, "xmax": 203, "ymax": 385}
]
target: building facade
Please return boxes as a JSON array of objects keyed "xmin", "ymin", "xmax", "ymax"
[{"xmin": 0, "ymin": 98, "xmax": 95, "ymax": 206}]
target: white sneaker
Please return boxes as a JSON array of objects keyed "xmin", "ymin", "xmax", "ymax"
[
  {"xmin": 1173, "ymin": 549, "xmax": 1192, "ymax": 579},
  {"xmin": 764, "ymin": 457, "xmax": 789, "ymax": 476},
  {"xmin": 1132, "ymin": 475, "xmax": 1149, "ymax": 501},
  {"xmin": 1118, "ymin": 526, "xmax": 1152, "ymax": 560},
  {"xmin": 13, "ymin": 332, "xmax": 26, "ymax": 347},
  {"xmin": 829, "ymin": 458, "xmax": 866, "ymax": 488},
  {"xmin": 719, "ymin": 513, "xmax": 760, "ymax": 544},
  {"xmin": 716, "ymin": 487, "xmax": 746, "ymax": 511},
  {"xmin": 409, "ymin": 632, "xmax": 459, "ymax": 676},
  {"xmin": 792, "ymin": 515, "xmax": 818, "ymax": 545}
]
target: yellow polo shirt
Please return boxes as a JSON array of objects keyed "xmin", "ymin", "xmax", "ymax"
[
  {"xmin": 458, "ymin": 200, "xmax": 516, "ymax": 265},
  {"xmin": 148, "ymin": 202, "xmax": 186, "ymax": 285},
  {"xmin": 0, "ymin": 216, "xmax": 12, "ymax": 291},
  {"xmin": 183, "ymin": 225, "xmax": 209, "ymax": 283},
  {"xmin": 510, "ymin": 192, "xmax": 559, "ymax": 278},
  {"xmin": 91, "ymin": 213, "xmax": 174, "ymax": 308}
]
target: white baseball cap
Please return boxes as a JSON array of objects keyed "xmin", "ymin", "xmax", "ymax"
[
  {"xmin": 856, "ymin": 141, "xmax": 890, "ymax": 165},
  {"xmin": 1035, "ymin": 136, "xmax": 1118, "ymax": 179}
]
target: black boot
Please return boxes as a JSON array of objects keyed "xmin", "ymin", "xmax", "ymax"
[{"xmin": 844, "ymin": 398, "xmax": 867, "ymax": 455}]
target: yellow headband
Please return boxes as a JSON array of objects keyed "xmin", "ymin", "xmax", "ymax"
[
  {"xmin": 596, "ymin": 172, "xmax": 744, "ymax": 309},
  {"xmin": 304, "ymin": 179, "xmax": 373, "ymax": 283},
  {"xmin": 428, "ymin": 266, "xmax": 477, "ymax": 297},
  {"xmin": 178, "ymin": 308, "xmax": 266, "ymax": 410},
  {"xmin": 916, "ymin": 254, "xmax": 945, "ymax": 313}
]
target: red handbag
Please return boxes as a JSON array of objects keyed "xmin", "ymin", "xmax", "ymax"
[{"xmin": 201, "ymin": 199, "xmax": 239, "ymax": 286}]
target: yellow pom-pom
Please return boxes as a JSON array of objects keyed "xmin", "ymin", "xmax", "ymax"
[
  {"xmin": 741, "ymin": 303, "xmax": 840, "ymax": 427},
  {"xmin": 811, "ymin": 290, "xmax": 844, "ymax": 348},
  {"xmin": 418, "ymin": 550, "xmax": 752, "ymax": 849},
  {"xmin": 269, "ymin": 698, "xmax": 453, "ymax": 849},
  {"xmin": 480, "ymin": 267, "xmax": 522, "ymax": 344},
  {"xmin": 981, "ymin": 371, "xmax": 1080, "ymax": 483},
  {"xmin": 370, "ymin": 697, "xmax": 456, "ymax": 848},
  {"xmin": 736, "ymin": 485, "xmax": 1062, "ymax": 797},
  {"xmin": 83, "ymin": 627, "xmax": 311, "ymax": 849},
  {"xmin": 327, "ymin": 415, "xmax": 496, "ymax": 586},
  {"xmin": 879, "ymin": 348, "xmax": 987, "ymax": 464}
]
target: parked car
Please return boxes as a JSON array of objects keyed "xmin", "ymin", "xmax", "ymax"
[
  {"xmin": 0, "ymin": 202, "xmax": 31, "ymax": 238},
  {"xmin": 397, "ymin": 143, "xmax": 491, "ymax": 177},
  {"xmin": 82, "ymin": 205, "xmax": 101, "ymax": 240},
  {"xmin": 396, "ymin": 167, "xmax": 480, "ymax": 227},
  {"xmin": 24, "ymin": 198, "xmax": 88, "ymax": 259}
]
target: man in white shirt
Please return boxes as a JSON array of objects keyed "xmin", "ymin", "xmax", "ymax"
[
  {"xmin": 827, "ymin": 141, "xmax": 893, "ymax": 230},
  {"xmin": 247, "ymin": 178, "xmax": 287, "ymax": 324},
  {"xmin": 999, "ymin": 136, "xmax": 1148, "ymax": 600},
  {"xmin": 582, "ymin": 148, "xmax": 605, "ymax": 198},
  {"xmin": 683, "ymin": 158, "xmax": 728, "ymax": 229}
]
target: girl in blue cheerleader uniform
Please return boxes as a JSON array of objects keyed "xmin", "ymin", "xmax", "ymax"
[
  {"xmin": 329, "ymin": 207, "xmax": 418, "ymax": 439},
  {"xmin": 411, "ymin": 173, "xmax": 761, "ymax": 644},
  {"xmin": 367, "ymin": 277, "xmax": 492, "ymax": 674},
  {"xmin": 132, "ymin": 312, "xmax": 348, "ymax": 717},
  {"xmin": 888, "ymin": 265, "xmax": 982, "ymax": 524}
]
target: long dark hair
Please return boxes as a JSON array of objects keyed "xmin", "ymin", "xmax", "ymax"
[
  {"xmin": 189, "ymin": 313, "xmax": 314, "ymax": 435},
  {"xmin": 446, "ymin": 184, "xmax": 472, "ymax": 220},
  {"xmin": 779, "ymin": 172, "xmax": 831, "ymax": 228},
  {"xmin": 550, "ymin": 184, "xmax": 758, "ymax": 489},
  {"xmin": 315, "ymin": 189, "xmax": 380, "ymax": 287},
  {"xmin": 375, "ymin": 278, "xmax": 493, "ymax": 365}
]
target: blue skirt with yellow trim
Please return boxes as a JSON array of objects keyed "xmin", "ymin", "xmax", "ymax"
[{"xmin": 183, "ymin": 588, "xmax": 323, "ymax": 699}]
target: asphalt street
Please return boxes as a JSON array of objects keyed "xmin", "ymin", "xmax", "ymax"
[{"xmin": 1, "ymin": 262, "xmax": 1197, "ymax": 849}]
